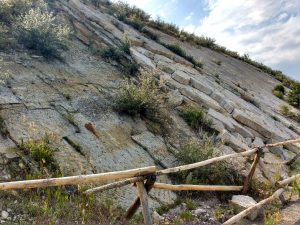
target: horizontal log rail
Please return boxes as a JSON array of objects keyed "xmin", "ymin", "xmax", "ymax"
[
  {"xmin": 0, "ymin": 166, "xmax": 156, "ymax": 191},
  {"xmin": 153, "ymin": 183, "xmax": 243, "ymax": 191},
  {"xmin": 0, "ymin": 138, "xmax": 299, "ymax": 225}
]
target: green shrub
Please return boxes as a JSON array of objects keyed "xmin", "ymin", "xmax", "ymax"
[
  {"xmin": 164, "ymin": 44, "xmax": 203, "ymax": 68},
  {"xmin": 114, "ymin": 75, "xmax": 163, "ymax": 121},
  {"xmin": 15, "ymin": 2, "xmax": 70, "ymax": 58},
  {"xmin": 180, "ymin": 104, "xmax": 214, "ymax": 133},
  {"xmin": 272, "ymin": 84, "xmax": 285, "ymax": 99},
  {"xmin": 288, "ymin": 83, "xmax": 300, "ymax": 108},
  {"xmin": 175, "ymin": 140, "xmax": 243, "ymax": 185}
]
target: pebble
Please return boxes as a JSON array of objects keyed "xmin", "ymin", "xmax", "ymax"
[{"xmin": 1, "ymin": 210, "xmax": 9, "ymax": 219}]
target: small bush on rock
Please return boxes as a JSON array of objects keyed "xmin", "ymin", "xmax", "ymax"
[
  {"xmin": 19, "ymin": 137, "xmax": 56, "ymax": 167},
  {"xmin": 114, "ymin": 75, "xmax": 163, "ymax": 122},
  {"xmin": 180, "ymin": 104, "xmax": 214, "ymax": 133},
  {"xmin": 272, "ymin": 84, "xmax": 285, "ymax": 99},
  {"xmin": 175, "ymin": 139, "xmax": 243, "ymax": 185},
  {"xmin": 15, "ymin": 2, "xmax": 70, "ymax": 58}
]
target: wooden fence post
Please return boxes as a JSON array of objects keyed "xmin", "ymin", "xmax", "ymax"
[
  {"xmin": 125, "ymin": 175, "xmax": 156, "ymax": 220},
  {"xmin": 136, "ymin": 181, "xmax": 153, "ymax": 225},
  {"xmin": 242, "ymin": 148, "xmax": 262, "ymax": 194}
]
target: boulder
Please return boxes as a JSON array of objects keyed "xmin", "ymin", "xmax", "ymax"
[
  {"xmin": 171, "ymin": 70, "xmax": 191, "ymax": 85},
  {"xmin": 230, "ymin": 195, "xmax": 260, "ymax": 221}
]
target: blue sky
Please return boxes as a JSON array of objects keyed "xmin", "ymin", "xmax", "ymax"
[{"xmin": 115, "ymin": 0, "xmax": 300, "ymax": 81}]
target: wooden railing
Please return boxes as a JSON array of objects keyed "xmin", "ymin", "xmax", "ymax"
[{"xmin": 0, "ymin": 138, "xmax": 300, "ymax": 225}]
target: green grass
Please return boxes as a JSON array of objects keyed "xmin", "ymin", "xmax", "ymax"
[
  {"xmin": 180, "ymin": 104, "xmax": 214, "ymax": 133},
  {"xmin": 180, "ymin": 211, "xmax": 193, "ymax": 221}
]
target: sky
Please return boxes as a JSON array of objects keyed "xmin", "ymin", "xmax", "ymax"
[{"xmin": 114, "ymin": 0, "xmax": 300, "ymax": 81}]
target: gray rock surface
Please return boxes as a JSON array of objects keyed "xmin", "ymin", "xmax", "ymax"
[{"xmin": 230, "ymin": 195, "xmax": 260, "ymax": 221}]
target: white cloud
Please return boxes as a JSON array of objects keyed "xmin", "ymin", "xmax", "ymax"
[
  {"xmin": 184, "ymin": 0, "xmax": 300, "ymax": 77},
  {"xmin": 184, "ymin": 12, "xmax": 194, "ymax": 21}
]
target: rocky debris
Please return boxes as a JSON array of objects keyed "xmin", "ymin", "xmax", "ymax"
[
  {"xmin": 230, "ymin": 195, "xmax": 261, "ymax": 221},
  {"xmin": 1, "ymin": 210, "xmax": 9, "ymax": 219}
]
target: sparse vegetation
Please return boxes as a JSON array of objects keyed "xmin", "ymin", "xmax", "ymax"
[
  {"xmin": 288, "ymin": 83, "xmax": 300, "ymax": 109},
  {"xmin": 264, "ymin": 201, "xmax": 282, "ymax": 225},
  {"xmin": 164, "ymin": 44, "xmax": 203, "ymax": 68},
  {"xmin": 279, "ymin": 104, "xmax": 300, "ymax": 123},
  {"xmin": 19, "ymin": 137, "xmax": 56, "ymax": 167},
  {"xmin": 15, "ymin": 1, "xmax": 70, "ymax": 58},
  {"xmin": 93, "ymin": 38, "xmax": 139, "ymax": 76},
  {"xmin": 180, "ymin": 104, "xmax": 214, "ymax": 133},
  {"xmin": 175, "ymin": 139, "xmax": 243, "ymax": 185},
  {"xmin": 114, "ymin": 75, "xmax": 164, "ymax": 122},
  {"xmin": 180, "ymin": 211, "xmax": 193, "ymax": 221},
  {"xmin": 272, "ymin": 84, "xmax": 285, "ymax": 99},
  {"xmin": 142, "ymin": 28, "xmax": 158, "ymax": 41}
]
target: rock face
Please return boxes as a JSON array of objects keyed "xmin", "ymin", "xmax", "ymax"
[{"xmin": 0, "ymin": 0, "xmax": 300, "ymax": 216}]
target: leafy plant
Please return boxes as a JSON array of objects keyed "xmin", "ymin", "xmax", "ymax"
[{"xmin": 15, "ymin": 1, "xmax": 70, "ymax": 58}]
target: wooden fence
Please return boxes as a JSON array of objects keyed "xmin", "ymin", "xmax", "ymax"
[{"xmin": 0, "ymin": 138, "xmax": 300, "ymax": 225}]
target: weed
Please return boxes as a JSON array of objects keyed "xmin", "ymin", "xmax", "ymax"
[
  {"xmin": 180, "ymin": 104, "xmax": 214, "ymax": 133},
  {"xmin": 264, "ymin": 201, "xmax": 282, "ymax": 225},
  {"xmin": 180, "ymin": 211, "xmax": 193, "ymax": 221},
  {"xmin": 19, "ymin": 136, "xmax": 57, "ymax": 171},
  {"xmin": 156, "ymin": 198, "xmax": 182, "ymax": 215},
  {"xmin": 185, "ymin": 199, "xmax": 196, "ymax": 210}
]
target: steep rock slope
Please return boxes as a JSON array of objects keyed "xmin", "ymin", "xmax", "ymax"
[{"xmin": 0, "ymin": 0, "xmax": 299, "ymax": 221}]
